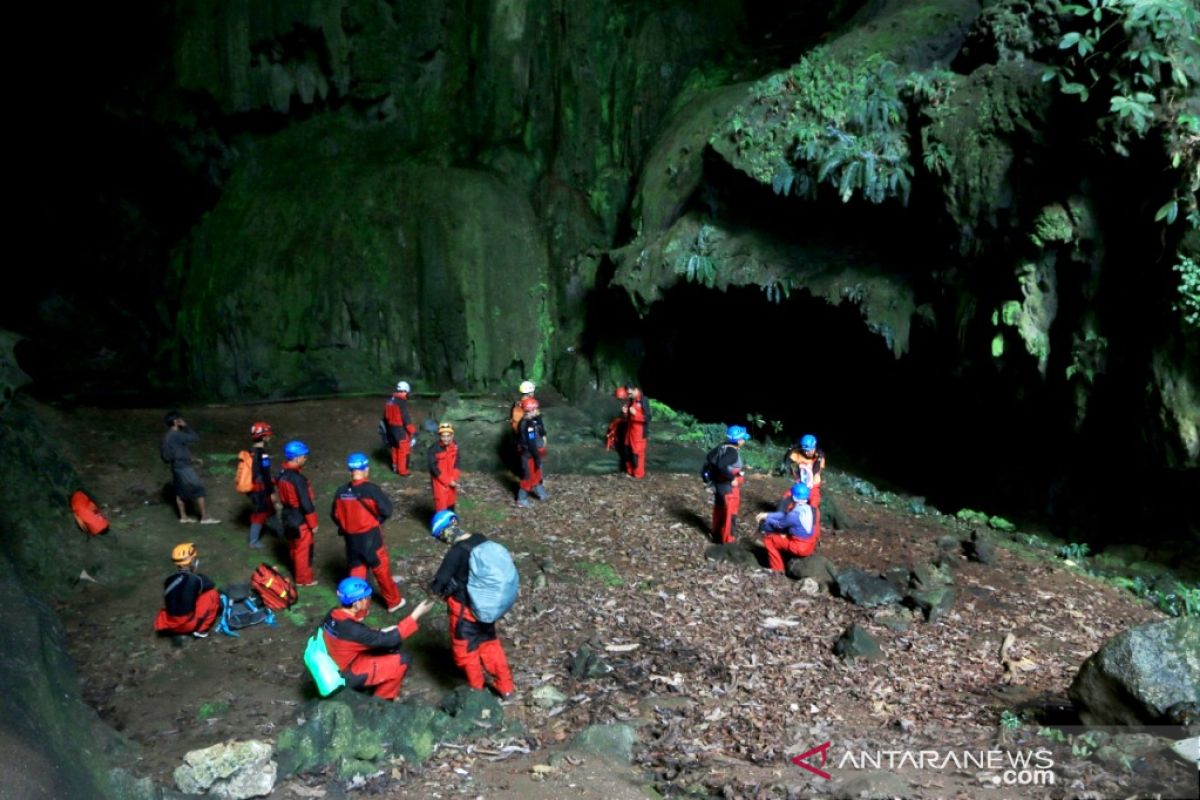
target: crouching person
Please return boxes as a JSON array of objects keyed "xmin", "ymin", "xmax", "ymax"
[
  {"xmin": 757, "ymin": 483, "xmax": 818, "ymax": 573},
  {"xmin": 322, "ymin": 577, "xmax": 435, "ymax": 702},
  {"xmin": 429, "ymin": 511, "xmax": 516, "ymax": 699},
  {"xmin": 154, "ymin": 542, "xmax": 220, "ymax": 638}
]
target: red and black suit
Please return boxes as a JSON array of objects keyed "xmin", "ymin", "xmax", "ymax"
[
  {"xmin": 248, "ymin": 446, "xmax": 276, "ymax": 525},
  {"xmin": 429, "ymin": 534, "xmax": 514, "ymax": 695},
  {"xmin": 710, "ymin": 444, "xmax": 745, "ymax": 544},
  {"xmin": 515, "ymin": 415, "xmax": 547, "ymax": 495},
  {"xmin": 153, "ymin": 570, "xmax": 220, "ymax": 635},
  {"xmin": 428, "ymin": 440, "xmax": 460, "ymax": 513},
  {"xmin": 321, "ymin": 606, "xmax": 419, "ymax": 700},
  {"xmin": 330, "ymin": 480, "xmax": 402, "ymax": 609},
  {"xmin": 623, "ymin": 393, "xmax": 650, "ymax": 478},
  {"xmin": 277, "ymin": 461, "xmax": 318, "ymax": 585},
  {"xmin": 384, "ymin": 393, "xmax": 417, "ymax": 475}
]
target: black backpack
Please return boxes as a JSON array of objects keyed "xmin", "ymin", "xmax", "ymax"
[
  {"xmin": 216, "ymin": 583, "xmax": 275, "ymax": 637},
  {"xmin": 700, "ymin": 444, "xmax": 730, "ymax": 486}
]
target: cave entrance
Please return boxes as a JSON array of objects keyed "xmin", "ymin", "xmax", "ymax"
[{"xmin": 633, "ymin": 281, "xmax": 1054, "ymax": 521}]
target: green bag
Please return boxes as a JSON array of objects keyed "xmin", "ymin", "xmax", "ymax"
[{"xmin": 304, "ymin": 628, "xmax": 346, "ymax": 697}]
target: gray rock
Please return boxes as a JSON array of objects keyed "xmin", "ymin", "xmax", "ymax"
[
  {"xmin": 907, "ymin": 586, "xmax": 956, "ymax": 623},
  {"xmin": 704, "ymin": 540, "xmax": 760, "ymax": 567},
  {"xmin": 532, "ymin": 685, "xmax": 567, "ymax": 708},
  {"xmin": 835, "ymin": 770, "xmax": 911, "ymax": 799},
  {"xmin": 834, "ymin": 624, "xmax": 884, "ymax": 661},
  {"xmin": 964, "ymin": 537, "xmax": 999, "ymax": 565},
  {"xmin": 1169, "ymin": 736, "xmax": 1198, "ymax": 768},
  {"xmin": 884, "ymin": 566, "xmax": 911, "ymax": 592},
  {"xmin": 1091, "ymin": 733, "xmax": 1174, "ymax": 769},
  {"xmin": 798, "ymin": 577, "xmax": 821, "ymax": 595},
  {"xmin": 571, "ymin": 723, "xmax": 637, "ymax": 763},
  {"xmin": 874, "ymin": 615, "xmax": 910, "ymax": 633},
  {"xmin": 907, "ymin": 497, "xmax": 926, "ymax": 515},
  {"xmin": 835, "ymin": 569, "xmax": 902, "ymax": 608},
  {"xmin": 1069, "ymin": 617, "xmax": 1200, "ymax": 726},
  {"xmin": 787, "ymin": 555, "xmax": 838, "ymax": 586},
  {"xmin": 570, "ymin": 645, "xmax": 613, "ymax": 678},
  {"xmin": 936, "ymin": 536, "xmax": 960, "ymax": 552},
  {"xmin": 910, "ymin": 561, "xmax": 953, "ymax": 590},
  {"xmin": 174, "ymin": 740, "xmax": 276, "ymax": 799}
]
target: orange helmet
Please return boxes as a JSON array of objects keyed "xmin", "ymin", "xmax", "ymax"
[
  {"xmin": 520, "ymin": 397, "xmax": 540, "ymax": 412},
  {"xmin": 172, "ymin": 542, "xmax": 198, "ymax": 567},
  {"xmin": 438, "ymin": 422, "xmax": 455, "ymax": 436},
  {"xmin": 250, "ymin": 421, "xmax": 273, "ymax": 440},
  {"xmin": 614, "ymin": 387, "xmax": 628, "ymax": 400}
]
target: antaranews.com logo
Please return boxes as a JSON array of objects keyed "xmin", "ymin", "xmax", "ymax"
[{"xmin": 793, "ymin": 741, "xmax": 1056, "ymax": 787}]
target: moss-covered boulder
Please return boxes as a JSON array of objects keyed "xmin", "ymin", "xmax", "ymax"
[{"xmin": 1070, "ymin": 617, "xmax": 1200, "ymax": 727}]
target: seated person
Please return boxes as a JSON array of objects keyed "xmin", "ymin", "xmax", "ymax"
[
  {"xmin": 320, "ymin": 577, "xmax": 434, "ymax": 701},
  {"xmin": 153, "ymin": 542, "xmax": 220, "ymax": 638},
  {"xmin": 757, "ymin": 483, "xmax": 818, "ymax": 573}
]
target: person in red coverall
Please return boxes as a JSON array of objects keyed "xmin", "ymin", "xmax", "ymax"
[
  {"xmin": 709, "ymin": 425, "xmax": 751, "ymax": 543},
  {"xmin": 276, "ymin": 439, "xmax": 319, "ymax": 586},
  {"xmin": 428, "ymin": 422, "xmax": 461, "ymax": 513},
  {"xmin": 153, "ymin": 543, "xmax": 220, "ymax": 638},
  {"xmin": 757, "ymin": 482, "xmax": 818, "ymax": 572},
  {"xmin": 606, "ymin": 387, "xmax": 629, "ymax": 471},
  {"xmin": 384, "ymin": 381, "xmax": 419, "ymax": 475},
  {"xmin": 321, "ymin": 577, "xmax": 435, "ymax": 701},
  {"xmin": 246, "ymin": 421, "xmax": 279, "ymax": 549},
  {"xmin": 428, "ymin": 511, "xmax": 515, "ymax": 698},
  {"xmin": 330, "ymin": 452, "xmax": 405, "ymax": 612},
  {"xmin": 622, "ymin": 385, "xmax": 650, "ymax": 478}
]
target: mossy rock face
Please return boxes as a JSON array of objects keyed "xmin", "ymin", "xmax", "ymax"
[{"xmin": 175, "ymin": 138, "xmax": 553, "ymax": 399}]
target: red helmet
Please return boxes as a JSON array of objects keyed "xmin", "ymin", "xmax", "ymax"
[
  {"xmin": 250, "ymin": 421, "xmax": 273, "ymax": 440},
  {"xmin": 614, "ymin": 387, "xmax": 628, "ymax": 400},
  {"xmin": 520, "ymin": 397, "xmax": 540, "ymax": 412}
]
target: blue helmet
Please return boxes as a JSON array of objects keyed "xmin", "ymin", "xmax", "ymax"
[
  {"xmin": 284, "ymin": 440, "xmax": 309, "ymax": 461},
  {"xmin": 431, "ymin": 510, "xmax": 459, "ymax": 539},
  {"xmin": 800, "ymin": 434, "xmax": 817, "ymax": 451},
  {"xmin": 726, "ymin": 425, "xmax": 750, "ymax": 443},
  {"xmin": 791, "ymin": 482, "xmax": 811, "ymax": 502},
  {"xmin": 337, "ymin": 577, "xmax": 372, "ymax": 605},
  {"xmin": 346, "ymin": 452, "xmax": 370, "ymax": 471}
]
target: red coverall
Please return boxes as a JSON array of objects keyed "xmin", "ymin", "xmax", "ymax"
[
  {"xmin": 624, "ymin": 394, "xmax": 647, "ymax": 478},
  {"xmin": 384, "ymin": 393, "xmax": 418, "ymax": 475},
  {"xmin": 153, "ymin": 571, "xmax": 220, "ymax": 635},
  {"xmin": 331, "ymin": 480, "xmax": 402, "ymax": 609},
  {"xmin": 277, "ymin": 462, "xmax": 318, "ymax": 585},
  {"xmin": 760, "ymin": 503, "xmax": 819, "ymax": 572},
  {"xmin": 428, "ymin": 441, "xmax": 460, "ymax": 512},
  {"xmin": 323, "ymin": 608, "xmax": 419, "ymax": 700}
]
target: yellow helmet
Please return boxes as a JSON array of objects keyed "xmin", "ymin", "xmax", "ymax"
[
  {"xmin": 438, "ymin": 422, "xmax": 454, "ymax": 435},
  {"xmin": 172, "ymin": 542, "xmax": 197, "ymax": 567}
]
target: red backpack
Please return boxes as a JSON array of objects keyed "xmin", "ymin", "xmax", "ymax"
[
  {"xmin": 251, "ymin": 563, "xmax": 298, "ymax": 610},
  {"xmin": 70, "ymin": 490, "xmax": 110, "ymax": 536}
]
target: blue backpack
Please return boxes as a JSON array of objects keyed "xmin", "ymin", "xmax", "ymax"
[
  {"xmin": 467, "ymin": 541, "xmax": 519, "ymax": 623},
  {"xmin": 216, "ymin": 584, "xmax": 276, "ymax": 637}
]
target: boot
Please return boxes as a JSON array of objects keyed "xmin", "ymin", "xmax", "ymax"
[
  {"xmin": 516, "ymin": 489, "xmax": 531, "ymax": 508},
  {"xmin": 248, "ymin": 522, "xmax": 264, "ymax": 549},
  {"xmin": 532, "ymin": 484, "xmax": 549, "ymax": 501}
]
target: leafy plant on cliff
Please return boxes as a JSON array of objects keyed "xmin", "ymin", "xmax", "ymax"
[
  {"xmin": 1172, "ymin": 255, "xmax": 1200, "ymax": 327},
  {"xmin": 1046, "ymin": 0, "xmax": 1200, "ymax": 227},
  {"xmin": 672, "ymin": 224, "xmax": 719, "ymax": 287},
  {"xmin": 728, "ymin": 49, "xmax": 914, "ymax": 206}
]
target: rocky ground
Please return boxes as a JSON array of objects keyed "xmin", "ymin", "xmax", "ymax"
[{"xmin": 36, "ymin": 397, "xmax": 1198, "ymax": 799}]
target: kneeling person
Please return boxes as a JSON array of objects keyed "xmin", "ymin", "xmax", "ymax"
[
  {"xmin": 154, "ymin": 542, "xmax": 220, "ymax": 638},
  {"xmin": 757, "ymin": 483, "xmax": 818, "ymax": 573},
  {"xmin": 322, "ymin": 577, "xmax": 435, "ymax": 701}
]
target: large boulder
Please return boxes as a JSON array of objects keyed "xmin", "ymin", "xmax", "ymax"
[
  {"xmin": 174, "ymin": 740, "xmax": 276, "ymax": 799},
  {"xmin": 1069, "ymin": 617, "xmax": 1200, "ymax": 726}
]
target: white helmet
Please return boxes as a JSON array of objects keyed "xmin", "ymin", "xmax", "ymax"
[
  {"xmin": 519, "ymin": 380, "xmax": 535, "ymax": 394},
  {"xmin": 396, "ymin": 381, "xmax": 411, "ymax": 393}
]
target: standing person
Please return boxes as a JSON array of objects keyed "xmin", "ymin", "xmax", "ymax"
[
  {"xmin": 153, "ymin": 543, "xmax": 220, "ymax": 638},
  {"xmin": 514, "ymin": 397, "xmax": 548, "ymax": 507},
  {"xmin": 622, "ymin": 385, "xmax": 650, "ymax": 478},
  {"xmin": 246, "ymin": 421, "xmax": 279, "ymax": 549},
  {"xmin": 757, "ymin": 482, "xmax": 818, "ymax": 572},
  {"xmin": 321, "ymin": 577, "xmax": 435, "ymax": 702},
  {"xmin": 330, "ymin": 453, "xmax": 405, "ymax": 612},
  {"xmin": 709, "ymin": 425, "xmax": 751, "ymax": 544},
  {"xmin": 786, "ymin": 434, "xmax": 826, "ymax": 535},
  {"xmin": 383, "ymin": 381, "xmax": 418, "ymax": 475},
  {"xmin": 428, "ymin": 422, "xmax": 460, "ymax": 513},
  {"xmin": 160, "ymin": 411, "xmax": 219, "ymax": 524},
  {"xmin": 276, "ymin": 440, "xmax": 319, "ymax": 587},
  {"xmin": 428, "ymin": 511, "xmax": 515, "ymax": 699},
  {"xmin": 509, "ymin": 380, "xmax": 536, "ymax": 433},
  {"xmin": 606, "ymin": 387, "xmax": 629, "ymax": 472}
]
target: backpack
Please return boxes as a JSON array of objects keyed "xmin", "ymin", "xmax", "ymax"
[
  {"xmin": 251, "ymin": 563, "xmax": 298, "ymax": 610},
  {"xmin": 467, "ymin": 540, "xmax": 519, "ymax": 623},
  {"xmin": 234, "ymin": 450, "xmax": 254, "ymax": 493},
  {"xmin": 216, "ymin": 584, "xmax": 275, "ymax": 637},
  {"xmin": 700, "ymin": 444, "xmax": 730, "ymax": 487},
  {"xmin": 70, "ymin": 490, "xmax": 110, "ymax": 536},
  {"xmin": 304, "ymin": 628, "xmax": 345, "ymax": 697}
]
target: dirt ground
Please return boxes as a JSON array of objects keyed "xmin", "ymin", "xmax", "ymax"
[{"xmin": 36, "ymin": 398, "xmax": 1198, "ymax": 799}]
